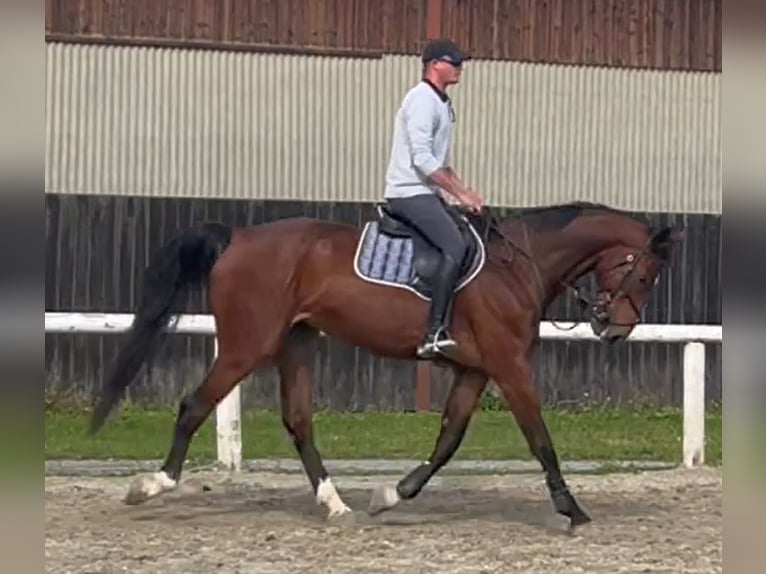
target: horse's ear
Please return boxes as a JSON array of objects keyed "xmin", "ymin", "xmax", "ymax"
[{"xmin": 650, "ymin": 226, "xmax": 686, "ymax": 259}]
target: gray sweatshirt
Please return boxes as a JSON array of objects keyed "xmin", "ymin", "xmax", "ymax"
[{"xmin": 384, "ymin": 81, "xmax": 454, "ymax": 199}]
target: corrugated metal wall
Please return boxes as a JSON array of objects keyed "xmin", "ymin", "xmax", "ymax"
[{"xmin": 46, "ymin": 42, "xmax": 721, "ymax": 214}]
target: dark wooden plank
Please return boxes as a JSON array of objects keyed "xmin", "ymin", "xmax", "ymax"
[
  {"xmin": 635, "ymin": 0, "xmax": 648, "ymax": 68},
  {"xmin": 609, "ymin": 0, "xmax": 624, "ymax": 67},
  {"xmin": 45, "ymin": 194, "xmax": 61, "ymax": 310},
  {"xmin": 712, "ymin": 0, "xmax": 722, "ymax": 71},
  {"xmin": 382, "ymin": 0, "xmax": 400, "ymax": 49},
  {"xmin": 549, "ymin": 0, "xmax": 564, "ymax": 63},
  {"xmin": 46, "ymin": 0, "xmax": 56, "ymax": 33},
  {"xmin": 275, "ymin": 0, "xmax": 293, "ymax": 45},
  {"xmin": 407, "ymin": 0, "xmax": 425, "ymax": 52},
  {"xmin": 46, "ymin": 194, "xmax": 722, "ymax": 410},
  {"xmin": 494, "ymin": 0, "xmax": 511, "ymax": 60}
]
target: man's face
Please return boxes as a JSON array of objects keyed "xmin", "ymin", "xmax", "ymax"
[{"xmin": 432, "ymin": 59, "xmax": 463, "ymax": 85}]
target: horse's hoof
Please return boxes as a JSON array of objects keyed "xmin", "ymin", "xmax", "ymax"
[
  {"xmin": 552, "ymin": 488, "xmax": 592, "ymax": 531},
  {"xmin": 123, "ymin": 471, "xmax": 177, "ymax": 505},
  {"xmin": 327, "ymin": 509, "xmax": 364, "ymax": 527},
  {"xmin": 570, "ymin": 509, "xmax": 592, "ymax": 527},
  {"xmin": 562, "ymin": 503, "xmax": 592, "ymax": 533},
  {"xmin": 368, "ymin": 484, "xmax": 400, "ymax": 516}
]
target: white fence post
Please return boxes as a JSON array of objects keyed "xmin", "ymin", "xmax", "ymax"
[
  {"xmin": 213, "ymin": 337, "xmax": 242, "ymax": 472},
  {"xmin": 683, "ymin": 341, "xmax": 706, "ymax": 468}
]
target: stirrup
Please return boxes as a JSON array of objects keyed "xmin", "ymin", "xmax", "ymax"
[{"xmin": 416, "ymin": 328, "xmax": 459, "ymax": 359}]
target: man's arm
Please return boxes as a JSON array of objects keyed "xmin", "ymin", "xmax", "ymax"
[
  {"xmin": 435, "ymin": 167, "xmax": 483, "ymax": 211},
  {"xmin": 424, "ymin": 167, "xmax": 468, "ymax": 202},
  {"xmin": 403, "ymin": 95, "xmax": 469, "ymax": 203}
]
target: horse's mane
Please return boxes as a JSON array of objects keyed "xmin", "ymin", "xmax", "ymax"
[{"xmin": 493, "ymin": 201, "xmax": 649, "ymax": 233}]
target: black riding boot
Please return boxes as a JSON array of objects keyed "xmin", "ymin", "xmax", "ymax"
[{"xmin": 417, "ymin": 254, "xmax": 461, "ymax": 359}]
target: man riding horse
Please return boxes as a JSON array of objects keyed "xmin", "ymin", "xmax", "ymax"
[
  {"xmin": 383, "ymin": 39, "xmax": 484, "ymax": 360},
  {"xmin": 88, "ymin": 36, "xmax": 686, "ymax": 530}
]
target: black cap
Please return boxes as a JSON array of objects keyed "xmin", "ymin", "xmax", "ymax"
[{"xmin": 421, "ymin": 39, "xmax": 470, "ymax": 66}]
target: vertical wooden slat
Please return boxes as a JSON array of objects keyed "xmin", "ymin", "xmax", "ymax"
[
  {"xmin": 77, "ymin": 0, "xmax": 92, "ymax": 35},
  {"xmin": 607, "ymin": 0, "xmax": 619, "ymax": 66},
  {"xmin": 669, "ymin": 0, "xmax": 685, "ymax": 70},
  {"xmin": 637, "ymin": 0, "xmax": 647, "ymax": 68},
  {"xmin": 661, "ymin": 0, "xmax": 673, "ymax": 69},
  {"xmin": 46, "ymin": 0, "xmax": 55, "ymax": 33},
  {"xmin": 408, "ymin": 0, "xmax": 423, "ymax": 52},
  {"xmin": 426, "ymin": 0, "xmax": 443, "ymax": 39},
  {"xmin": 594, "ymin": 0, "xmax": 606, "ymax": 65},
  {"xmin": 568, "ymin": 0, "xmax": 581, "ymax": 63},
  {"xmin": 264, "ymin": 0, "xmax": 280, "ymax": 44},
  {"xmin": 688, "ymin": 0, "xmax": 700, "ymax": 70},
  {"xmin": 655, "ymin": 0, "xmax": 666, "ymax": 69},
  {"xmin": 713, "ymin": 0, "xmax": 722, "ymax": 71},
  {"xmin": 550, "ymin": 0, "xmax": 563, "ymax": 63},
  {"xmin": 325, "ymin": 0, "xmax": 338, "ymax": 46},
  {"xmin": 495, "ymin": 0, "xmax": 509, "ymax": 60},
  {"xmin": 582, "ymin": 0, "xmax": 594, "ymax": 65}
]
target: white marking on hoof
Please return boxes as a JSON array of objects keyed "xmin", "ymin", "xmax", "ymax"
[
  {"xmin": 316, "ymin": 477, "xmax": 352, "ymax": 517},
  {"xmin": 368, "ymin": 484, "xmax": 401, "ymax": 516},
  {"xmin": 124, "ymin": 471, "xmax": 177, "ymax": 505}
]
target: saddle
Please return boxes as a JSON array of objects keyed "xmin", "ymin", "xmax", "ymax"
[{"xmin": 353, "ymin": 203, "xmax": 487, "ymax": 300}]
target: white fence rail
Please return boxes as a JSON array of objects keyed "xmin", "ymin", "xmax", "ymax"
[{"xmin": 45, "ymin": 312, "xmax": 722, "ymax": 471}]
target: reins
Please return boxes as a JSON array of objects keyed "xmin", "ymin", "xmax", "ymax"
[{"xmin": 472, "ymin": 208, "xmax": 651, "ymax": 331}]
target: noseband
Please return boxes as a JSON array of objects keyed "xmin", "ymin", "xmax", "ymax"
[{"xmin": 476, "ymin": 211, "xmax": 658, "ymax": 331}]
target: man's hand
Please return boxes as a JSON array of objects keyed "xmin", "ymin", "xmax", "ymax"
[
  {"xmin": 457, "ymin": 187, "xmax": 483, "ymax": 213},
  {"xmin": 427, "ymin": 168, "xmax": 483, "ymax": 213}
]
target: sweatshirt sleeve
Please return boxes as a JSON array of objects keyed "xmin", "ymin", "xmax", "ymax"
[{"xmin": 402, "ymin": 92, "xmax": 442, "ymax": 178}]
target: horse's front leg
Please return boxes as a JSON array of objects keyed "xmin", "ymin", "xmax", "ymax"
[
  {"xmin": 492, "ymin": 352, "xmax": 592, "ymax": 529},
  {"xmin": 368, "ymin": 367, "xmax": 487, "ymax": 515}
]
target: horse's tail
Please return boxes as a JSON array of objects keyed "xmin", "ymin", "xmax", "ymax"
[{"xmin": 89, "ymin": 222, "xmax": 232, "ymax": 434}]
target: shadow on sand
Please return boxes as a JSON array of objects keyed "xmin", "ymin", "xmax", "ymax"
[{"xmin": 118, "ymin": 482, "xmax": 668, "ymax": 537}]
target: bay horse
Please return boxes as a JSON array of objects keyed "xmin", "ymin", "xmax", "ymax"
[{"xmin": 88, "ymin": 200, "xmax": 684, "ymax": 529}]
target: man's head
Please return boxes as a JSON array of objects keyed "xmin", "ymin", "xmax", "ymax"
[{"xmin": 421, "ymin": 39, "xmax": 470, "ymax": 88}]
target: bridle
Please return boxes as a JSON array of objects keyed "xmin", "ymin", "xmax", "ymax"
[{"xmin": 476, "ymin": 210, "xmax": 659, "ymax": 331}]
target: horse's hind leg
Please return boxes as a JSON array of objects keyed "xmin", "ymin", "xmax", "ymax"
[
  {"xmin": 124, "ymin": 328, "xmax": 273, "ymax": 505},
  {"xmin": 278, "ymin": 323, "xmax": 352, "ymax": 519},
  {"xmin": 369, "ymin": 368, "xmax": 488, "ymax": 515}
]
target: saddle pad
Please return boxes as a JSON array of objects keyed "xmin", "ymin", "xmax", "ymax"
[
  {"xmin": 354, "ymin": 222, "xmax": 417, "ymax": 286},
  {"xmin": 353, "ymin": 220, "xmax": 487, "ymax": 300}
]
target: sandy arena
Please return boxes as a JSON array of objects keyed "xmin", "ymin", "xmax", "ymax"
[{"xmin": 45, "ymin": 466, "xmax": 721, "ymax": 573}]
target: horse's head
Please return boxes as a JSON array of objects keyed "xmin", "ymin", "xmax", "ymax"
[{"xmin": 589, "ymin": 225, "xmax": 686, "ymax": 342}]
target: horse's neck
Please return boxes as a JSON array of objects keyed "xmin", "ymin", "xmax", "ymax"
[{"xmin": 504, "ymin": 220, "xmax": 620, "ymax": 307}]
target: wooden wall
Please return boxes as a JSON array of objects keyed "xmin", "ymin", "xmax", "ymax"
[
  {"xmin": 44, "ymin": 194, "xmax": 722, "ymax": 411},
  {"xmin": 440, "ymin": 0, "xmax": 722, "ymax": 71},
  {"xmin": 45, "ymin": 0, "xmax": 722, "ymax": 71}
]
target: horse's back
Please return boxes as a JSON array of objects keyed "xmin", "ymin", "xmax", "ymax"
[
  {"xmin": 238, "ymin": 215, "xmax": 357, "ymax": 235},
  {"xmin": 222, "ymin": 216, "xmax": 362, "ymax": 271}
]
